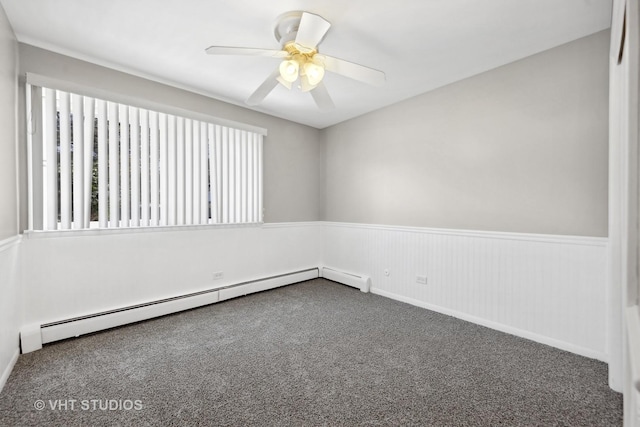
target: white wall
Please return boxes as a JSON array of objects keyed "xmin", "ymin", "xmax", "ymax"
[
  {"xmin": 0, "ymin": 2, "xmax": 20, "ymax": 392},
  {"xmin": 0, "ymin": 239, "xmax": 20, "ymax": 392},
  {"xmin": 322, "ymin": 222, "xmax": 608, "ymax": 360},
  {"xmin": 322, "ymin": 31, "xmax": 609, "ymax": 237},
  {"xmin": 21, "ymin": 223, "xmax": 321, "ymax": 327}
]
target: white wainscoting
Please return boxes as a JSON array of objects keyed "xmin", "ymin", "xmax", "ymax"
[
  {"xmin": 13, "ymin": 221, "xmax": 610, "ymax": 365},
  {"xmin": 321, "ymin": 222, "xmax": 608, "ymax": 361},
  {"xmin": 20, "ymin": 222, "xmax": 321, "ymax": 329},
  {"xmin": 0, "ymin": 236, "xmax": 21, "ymax": 393}
]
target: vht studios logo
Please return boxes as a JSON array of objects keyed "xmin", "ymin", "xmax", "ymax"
[{"xmin": 34, "ymin": 399, "xmax": 143, "ymax": 411}]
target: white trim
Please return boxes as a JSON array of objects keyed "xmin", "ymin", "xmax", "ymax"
[
  {"xmin": 26, "ymin": 83, "xmax": 34, "ymax": 231},
  {"xmin": 0, "ymin": 235, "xmax": 21, "ymax": 253},
  {"xmin": 20, "ymin": 221, "xmax": 322, "ymax": 240},
  {"xmin": 22, "ymin": 222, "xmax": 265, "ymax": 240},
  {"xmin": 13, "ymin": 35, "xmax": 19, "ymax": 236},
  {"xmin": 607, "ymin": 0, "xmax": 635, "ymax": 394},
  {"xmin": 21, "ymin": 221, "xmax": 600, "ymax": 244},
  {"xmin": 261, "ymin": 221, "xmax": 320, "ymax": 229},
  {"xmin": 321, "ymin": 221, "xmax": 607, "ymax": 247},
  {"xmin": 627, "ymin": 305, "xmax": 640, "ymax": 393},
  {"xmin": 371, "ymin": 287, "xmax": 608, "ymax": 362},
  {"xmin": 25, "ymin": 73, "xmax": 268, "ymax": 136},
  {"xmin": 0, "ymin": 349, "xmax": 19, "ymax": 394}
]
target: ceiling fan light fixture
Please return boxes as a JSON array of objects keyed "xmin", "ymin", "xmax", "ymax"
[
  {"xmin": 303, "ymin": 61, "xmax": 325, "ymax": 86},
  {"xmin": 279, "ymin": 59, "xmax": 299, "ymax": 83},
  {"xmin": 206, "ymin": 11, "xmax": 385, "ymax": 109}
]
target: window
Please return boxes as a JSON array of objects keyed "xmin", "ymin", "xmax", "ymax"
[{"xmin": 26, "ymin": 76, "xmax": 264, "ymax": 231}]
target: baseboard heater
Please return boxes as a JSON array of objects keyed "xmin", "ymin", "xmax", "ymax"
[
  {"xmin": 320, "ymin": 267, "xmax": 371, "ymax": 293},
  {"xmin": 20, "ymin": 268, "xmax": 319, "ymax": 353}
]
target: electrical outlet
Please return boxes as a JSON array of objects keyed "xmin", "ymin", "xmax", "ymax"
[
  {"xmin": 416, "ymin": 275, "xmax": 427, "ymax": 284},
  {"xmin": 213, "ymin": 271, "xmax": 224, "ymax": 280}
]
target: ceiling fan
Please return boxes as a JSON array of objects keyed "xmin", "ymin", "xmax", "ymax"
[{"xmin": 205, "ymin": 11, "xmax": 386, "ymax": 110}]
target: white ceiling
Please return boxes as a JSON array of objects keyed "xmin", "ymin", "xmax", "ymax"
[{"xmin": 1, "ymin": 0, "xmax": 612, "ymax": 129}]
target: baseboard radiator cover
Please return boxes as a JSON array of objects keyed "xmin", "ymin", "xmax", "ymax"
[
  {"xmin": 320, "ymin": 267, "xmax": 371, "ymax": 293},
  {"xmin": 20, "ymin": 268, "xmax": 319, "ymax": 353}
]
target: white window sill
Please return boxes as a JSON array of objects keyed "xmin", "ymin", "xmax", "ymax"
[{"xmin": 23, "ymin": 222, "xmax": 265, "ymax": 239}]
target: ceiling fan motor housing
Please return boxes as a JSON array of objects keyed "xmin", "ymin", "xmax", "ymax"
[{"xmin": 274, "ymin": 11, "xmax": 304, "ymax": 47}]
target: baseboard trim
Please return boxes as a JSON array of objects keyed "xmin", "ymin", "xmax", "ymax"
[
  {"xmin": 371, "ymin": 287, "xmax": 607, "ymax": 362},
  {"xmin": 0, "ymin": 348, "xmax": 19, "ymax": 393},
  {"xmin": 38, "ymin": 268, "xmax": 319, "ymax": 347}
]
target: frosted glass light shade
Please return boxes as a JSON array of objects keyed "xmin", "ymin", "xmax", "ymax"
[
  {"xmin": 304, "ymin": 62, "xmax": 325, "ymax": 86},
  {"xmin": 279, "ymin": 60, "xmax": 299, "ymax": 83}
]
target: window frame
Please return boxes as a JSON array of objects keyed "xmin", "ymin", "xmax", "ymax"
[{"xmin": 25, "ymin": 73, "xmax": 267, "ymax": 233}]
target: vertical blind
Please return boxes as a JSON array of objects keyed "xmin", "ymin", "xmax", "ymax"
[{"xmin": 29, "ymin": 85, "xmax": 263, "ymax": 231}]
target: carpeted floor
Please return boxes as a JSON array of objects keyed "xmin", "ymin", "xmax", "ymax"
[{"xmin": 0, "ymin": 279, "xmax": 622, "ymax": 426}]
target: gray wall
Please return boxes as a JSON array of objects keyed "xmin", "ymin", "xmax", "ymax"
[
  {"xmin": 16, "ymin": 30, "xmax": 610, "ymax": 236},
  {"xmin": 0, "ymin": 5, "xmax": 17, "ymax": 240},
  {"xmin": 17, "ymin": 44, "xmax": 323, "ymax": 228},
  {"xmin": 321, "ymin": 30, "xmax": 610, "ymax": 237}
]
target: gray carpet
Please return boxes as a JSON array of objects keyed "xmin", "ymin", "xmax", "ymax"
[{"xmin": 0, "ymin": 279, "xmax": 622, "ymax": 426}]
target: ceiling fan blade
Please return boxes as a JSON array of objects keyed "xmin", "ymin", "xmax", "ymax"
[
  {"xmin": 310, "ymin": 82, "xmax": 335, "ymax": 110},
  {"xmin": 294, "ymin": 12, "xmax": 331, "ymax": 50},
  {"xmin": 206, "ymin": 46, "xmax": 288, "ymax": 58},
  {"xmin": 299, "ymin": 74, "xmax": 315, "ymax": 93},
  {"xmin": 246, "ymin": 68, "xmax": 281, "ymax": 106},
  {"xmin": 321, "ymin": 55, "xmax": 386, "ymax": 87}
]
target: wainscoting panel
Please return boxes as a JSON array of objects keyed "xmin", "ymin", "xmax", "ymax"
[
  {"xmin": 16, "ymin": 221, "xmax": 609, "ymax": 364},
  {"xmin": 0, "ymin": 236, "xmax": 21, "ymax": 393},
  {"xmin": 321, "ymin": 222, "xmax": 608, "ymax": 361},
  {"xmin": 21, "ymin": 223, "xmax": 321, "ymax": 330}
]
